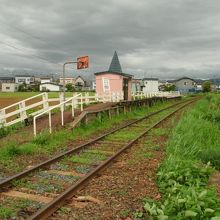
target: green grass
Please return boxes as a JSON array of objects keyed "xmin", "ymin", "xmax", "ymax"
[
  {"xmin": 140, "ymin": 94, "xmax": 220, "ymax": 219},
  {"xmin": 69, "ymin": 151, "xmax": 107, "ymax": 164}
]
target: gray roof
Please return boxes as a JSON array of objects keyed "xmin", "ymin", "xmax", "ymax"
[
  {"xmin": 0, "ymin": 77, "xmax": 14, "ymax": 80},
  {"xmin": 143, "ymin": 78, "xmax": 158, "ymax": 81},
  {"xmin": 94, "ymin": 71, "xmax": 133, "ymax": 78},
  {"xmin": 108, "ymin": 51, "xmax": 122, "ymax": 73}
]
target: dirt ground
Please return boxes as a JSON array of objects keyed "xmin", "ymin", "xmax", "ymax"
[{"xmin": 0, "ymin": 97, "xmax": 21, "ymax": 108}]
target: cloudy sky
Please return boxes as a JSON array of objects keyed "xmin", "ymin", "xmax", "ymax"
[{"xmin": 0, "ymin": 0, "xmax": 220, "ymax": 79}]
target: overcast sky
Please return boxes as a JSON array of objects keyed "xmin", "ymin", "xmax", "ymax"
[{"xmin": 0, "ymin": 0, "xmax": 220, "ymax": 79}]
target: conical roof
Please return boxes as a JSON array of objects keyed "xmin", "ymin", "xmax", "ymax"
[{"xmin": 108, "ymin": 51, "xmax": 122, "ymax": 73}]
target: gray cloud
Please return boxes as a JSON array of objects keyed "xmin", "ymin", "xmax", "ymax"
[{"xmin": 0, "ymin": 0, "xmax": 220, "ymax": 79}]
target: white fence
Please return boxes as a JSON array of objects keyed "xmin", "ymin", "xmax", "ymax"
[
  {"xmin": 132, "ymin": 91, "xmax": 180, "ymax": 100},
  {"xmin": 0, "ymin": 92, "xmax": 100, "ymax": 129},
  {"xmin": 0, "ymin": 93, "xmax": 49, "ymax": 127},
  {"xmin": 33, "ymin": 93, "xmax": 83, "ymax": 136},
  {"xmin": 0, "ymin": 91, "xmax": 180, "ymax": 130}
]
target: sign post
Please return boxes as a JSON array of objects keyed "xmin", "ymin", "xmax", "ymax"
[{"xmin": 62, "ymin": 56, "xmax": 89, "ymax": 103}]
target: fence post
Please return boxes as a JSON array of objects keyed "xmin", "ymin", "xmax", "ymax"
[
  {"xmin": 19, "ymin": 101, "xmax": 27, "ymax": 120},
  {"xmin": 0, "ymin": 109, "xmax": 6, "ymax": 126},
  {"xmin": 59, "ymin": 92, "xmax": 64, "ymax": 103},
  {"xmin": 80, "ymin": 94, "xmax": 83, "ymax": 111},
  {"xmin": 72, "ymin": 98, "xmax": 75, "ymax": 117},
  {"xmin": 33, "ymin": 116, "xmax": 37, "ymax": 136},
  {"xmin": 116, "ymin": 106, "xmax": 119, "ymax": 115},
  {"xmin": 85, "ymin": 92, "xmax": 89, "ymax": 105},
  {"xmin": 49, "ymin": 110, "xmax": 52, "ymax": 133},
  {"xmin": 61, "ymin": 103, "xmax": 64, "ymax": 126},
  {"xmin": 43, "ymin": 93, "xmax": 49, "ymax": 110}
]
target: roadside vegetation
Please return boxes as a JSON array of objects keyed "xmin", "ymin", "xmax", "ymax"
[{"xmin": 138, "ymin": 94, "xmax": 220, "ymax": 219}]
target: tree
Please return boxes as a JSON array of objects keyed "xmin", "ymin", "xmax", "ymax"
[
  {"xmin": 202, "ymin": 81, "xmax": 212, "ymax": 92},
  {"xmin": 65, "ymin": 83, "xmax": 74, "ymax": 92},
  {"xmin": 164, "ymin": 84, "xmax": 176, "ymax": 91}
]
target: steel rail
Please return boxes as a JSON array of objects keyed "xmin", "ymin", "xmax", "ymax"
[
  {"xmin": 28, "ymin": 97, "xmax": 197, "ymax": 220},
  {"xmin": 0, "ymin": 98, "xmax": 196, "ymax": 189}
]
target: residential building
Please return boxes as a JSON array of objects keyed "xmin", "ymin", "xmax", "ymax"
[
  {"xmin": 142, "ymin": 78, "xmax": 159, "ymax": 93},
  {"xmin": 0, "ymin": 77, "xmax": 15, "ymax": 90},
  {"xmin": 74, "ymin": 76, "xmax": 86, "ymax": 88},
  {"xmin": 59, "ymin": 77, "xmax": 75, "ymax": 85},
  {"xmin": 15, "ymin": 75, "xmax": 35, "ymax": 85},
  {"xmin": 95, "ymin": 51, "xmax": 133, "ymax": 101},
  {"xmin": 40, "ymin": 83, "xmax": 62, "ymax": 92},
  {"xmin": 92, "ymin": 81, "xmax": 96, "ymax": 90},
  {"xmin": 1, "ymin": 83, "xmax": 19, "ymax": 92},
  {"xmin": 35, "ymin": 77, "xmax": 52, "ymax": 84},
  {"xmin": 132, "ymin": 79, "xmax": 144, "ymax": 93},
  {"xmin": 173, "ymin": 77, "xmax": 197, "ymax": 93}
]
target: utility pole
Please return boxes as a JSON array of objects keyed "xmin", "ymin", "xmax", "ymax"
[{"xmin": 62, "ymin": 61, "xmax": 77, "ymax": 102}]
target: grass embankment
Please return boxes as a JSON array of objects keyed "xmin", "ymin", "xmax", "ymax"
[
  {"xmin": 0, "ymin": 98, "xmax": 179, "ymax": 176},
  {"xmin": 138, "ymin": 94, "xmax": 220, "ymax": 219}
]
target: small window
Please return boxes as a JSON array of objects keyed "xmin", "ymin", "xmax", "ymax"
[
  {"xmin": 184, "ymin": 82, "xmax": 187, "ymax": 85},
  {"xmin": 6, "ymin": 87, "xmax": 10, "ymax": 90}
]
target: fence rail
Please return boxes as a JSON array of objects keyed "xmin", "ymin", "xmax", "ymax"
[{"xmin": 0, "ymin": 91, "xmax": 180, "ymax": 129}]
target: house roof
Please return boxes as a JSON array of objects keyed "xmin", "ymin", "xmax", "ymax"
[
  {"xmin": 108, "ymin": 51, "xmax": 122, "ymax": 73},
  {"xmin": 143, "ymin": 77, "xmax": 158, "ymax": 81},
  {"xmin": 94, "ymin": 71, "xmax": 133, "ymax": 78},
  {"xmin": 172, "ymin": 77, "xmax": 197, "ymax": 83},
  {"xmin": 40, "ymin": 82, "xmax": 62, "ymax": 87},
  {"xmin": 0, "ymin": 77, "xmax": 15, "ymax": 80},
  {"xmin": 15, "ymin": 75, "xmax": 34, "ymax": 77},
  {"xmin": 94, "ymin": 51, "xmax": 133, "ymax": 78}
]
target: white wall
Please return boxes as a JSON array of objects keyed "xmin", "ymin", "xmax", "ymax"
[
  {"xmin": 40, "ymin": 84, "xmax": 61, "ymax": 91},
  {"xmin": 2, "ymin": 83, "xmax": 18, "ymax": 92},
  {"xmin": 142, "ymin": 80, "xmax": 159, "ymax": 92},
  {"xmin": 41, "ymin": 79, "xmax": 51, "ymax": 84},
  {"xmin": 15, "ymin": 76, "xmax": 34, "ymax": 84}
]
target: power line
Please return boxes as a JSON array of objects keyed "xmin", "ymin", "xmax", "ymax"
[
  {"xmin": 0, "ymin": 19, "xmax": 71, "ymax": 56},
  {"xmin": 0, "ymin": 40, "xmax": 59, "ymax": 65}
]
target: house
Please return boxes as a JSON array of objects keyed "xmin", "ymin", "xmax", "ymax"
[
  {"xmin": 59, "ymin": 77, "xmax": 75, "ymax": 85},
  {"xmin": 0, "ymin": 77, "xmax": 15, "ymax": 90},
  {"xmin": 1, "ymin": 83, "xmax": 18, "ymax": 92},
  {"xmin": 132, "ymin": 79, "xmax": 144, "ymax": 93},
  {"xmin": 172, "ymin": 77, "xmax": 197, "ymax": 93},
  {"xmin": 142, "ymin": 78, "xmax": 159, "ymax": 93},
  {"xmin": 92, "ymin": 81, "xmax": 96, "ymax": 90},
  {"xmin": 40, "ymin": 83, "xmax": 62, "ymax": 92},
  {"xmin": 59, "ymin": 76, "xmax": 86, "ymax": 88},
  {"xmin": 35, "ymin": 77, "xmax": 52, "ymax": 84},
  {"xmin": 74, "ymin": 76, "xmax": 86, "ymax": 88},
  {"xmin": 15, "ymin": 75, "xmax": 35, "ymax": 85},
  {"xmin": 95, "ymin": 51, "xmax": 133, "ymax": 101}
]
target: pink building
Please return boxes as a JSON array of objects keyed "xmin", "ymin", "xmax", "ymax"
[{"xmin": 95, "ymin": 51, "xmax": 133, "ymax": 101}]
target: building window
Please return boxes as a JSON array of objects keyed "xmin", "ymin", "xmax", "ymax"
[
  {"xmin": 103, "ymin": 78, "xmax": 110, "ymax": 92},
  {"xmin": 6, "ymin": 87, "xmax": 10, "ymax": 90},
  {"xmin": 184, "ymin": 82, "xmax": 187, "ymax": 85}
]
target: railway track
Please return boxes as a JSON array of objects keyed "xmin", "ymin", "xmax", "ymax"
[{"xmin": 0, "ymin": 98, "xmax": 198, "ymax": 220}]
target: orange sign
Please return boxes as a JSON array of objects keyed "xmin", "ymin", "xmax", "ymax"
[{"xmin": 77, "ymin": 56, "xmax": 89, "ymax": 69}]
